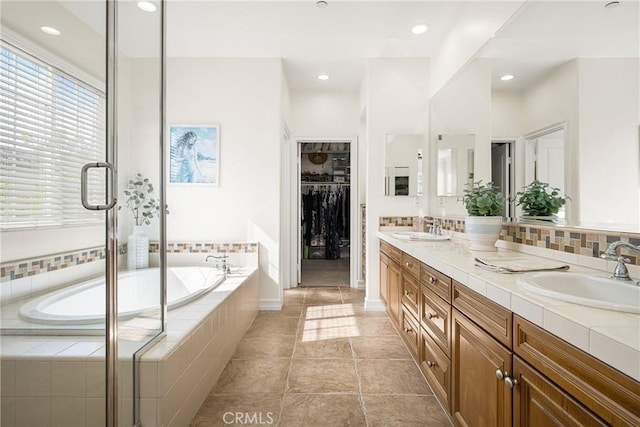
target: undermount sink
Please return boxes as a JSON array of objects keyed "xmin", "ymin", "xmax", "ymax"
[
  {"xmin": 391, "ymin": 231, "xmax": 450, "ymax": 241},
  {"xmin": 516, "ymin": 272, "xmax": 640, "ymax": 314}
]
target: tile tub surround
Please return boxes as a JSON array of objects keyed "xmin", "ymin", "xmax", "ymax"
[
  {"xmin": 380, "ymin": 216, "xmax": 640, "ymax": 266},
  {"xmin": 377, "ymin": 231, "xmax": 640, "ymax": 382},
  {"xmin": 0, "ymin": 269, "xmax": 259, "ymax": 427}
]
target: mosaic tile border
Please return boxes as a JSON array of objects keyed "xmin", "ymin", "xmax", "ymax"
[
  {"xmin": 163, "ymin": 242, "xmax": 258, "ymax": 254},
  {"xmin": 0, "ymin": 242, "xmax": 259, "ymax": 281},
  {"xmin": 380, "ymin": 215, "xmax": 640, "ymax": 266},
  {"xmin": 0, "ymin": 247, "xmax": 106, "ymax": 282}
]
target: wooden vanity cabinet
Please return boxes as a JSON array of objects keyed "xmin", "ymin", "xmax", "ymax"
[{"xmin": 379, "ymin": 239, "xmax": 640, "ymax": 427}]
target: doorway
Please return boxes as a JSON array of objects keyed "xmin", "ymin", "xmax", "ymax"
[
  {"xmin": 297, "ymin": 140, "xmax": 356, "ymax": 287},
  {"xmin": 491, "ymin": 140, "xmax": 515, "ymax": 218}
]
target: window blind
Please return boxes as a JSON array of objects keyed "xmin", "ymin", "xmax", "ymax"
[{"xmin": 0, "ymin": 40, "xmax": 106, "ymax": 229}]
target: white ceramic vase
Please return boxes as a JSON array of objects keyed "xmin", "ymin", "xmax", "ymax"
[
  {"xmin": 128, "ymin": 225, "xmax": 149, "ymax": 269},
  {"xmin": 465, "ymin": 216, "xmax": 503, "ymax": 251}
]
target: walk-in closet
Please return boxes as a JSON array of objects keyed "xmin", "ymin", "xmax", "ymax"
[{"xmin": 300, "ymin": 142, "xmax": 351, "ymax": 286}]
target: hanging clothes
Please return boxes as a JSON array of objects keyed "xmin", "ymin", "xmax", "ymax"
[{"xmin": 301, "ymin": 184, "xmax": 350, "ymax": 260}]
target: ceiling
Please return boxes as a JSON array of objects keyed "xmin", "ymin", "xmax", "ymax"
[
  {"xmin": 481, "ymin": 0, "xmax": 640, "ymax": 90},
  {"xmin": 1, "ymin": 1, "xmax": 638, "ymax": 92}
]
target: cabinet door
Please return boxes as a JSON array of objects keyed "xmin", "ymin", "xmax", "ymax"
[
  {"xmin": 380, "ymin": 253, "xmax": 389, "ymax": 306},
  {"xmin": 452, "ymin": 309, "xmax": 512, "ymax": 427},
  {"xmin": 513, "ymin": 356, "xmax": 607, "ymax": 427},
  {"xmin": 387, "ymin": 259, "xmax": 401, "ymax": 326}
]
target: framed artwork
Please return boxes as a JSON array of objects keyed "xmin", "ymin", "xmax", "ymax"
[{"xmin": 168, "ymin": 124, "xmax": 219, "ymax": 185}]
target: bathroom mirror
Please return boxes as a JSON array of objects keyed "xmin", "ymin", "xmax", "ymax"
[
  {"xmin": 384, "ymin": 134, "xmax": 424, "ymax": 197},
  {"xmin": 480, "ymin": 0, "xmax": 639, "ymax": 231},
  {"xmin": 436, "ymin": 134, "xmax": 475, "ymax": 197}
]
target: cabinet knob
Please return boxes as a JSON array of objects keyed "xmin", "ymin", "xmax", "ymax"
[
  {"xmin": 404, "ymin": 290, "xmax": 412, "ymax": 296},
  {"xmin": 427, "ymin": 312, "xmax": 437, "ymax": 319},
  {"xmin": 427, "ymin": 361, "xmax": 435, "ymax": 368},
  {"xmin": 505, "ymin": 376, "xmax": 519, "ymax": 389},
  {"xmin": 495, "ymin": 369, "xmax": 506, "ymax": 381},
  {"xmin": 405, "ymin": 261, "xmax": 413, "ymax": 268},
  {"xmin": 404, "ymin": 327, "xmax": 412, "ymax": 333},
  {"xmin": 429, "ymin": 276, "xmax": 436, "ymax": 284}
]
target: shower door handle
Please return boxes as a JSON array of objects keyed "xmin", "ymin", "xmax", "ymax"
[{"xmin": 81, "ymin": 162, "xmax": 117, "ymax": 210}]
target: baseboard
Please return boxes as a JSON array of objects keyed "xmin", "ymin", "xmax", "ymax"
[
  {"xmin": 364, "ymin": 298, "xmax": 386, "ymax": 312},
  {"xmin": 356, "ymin": 279, "xmax": 365, "ymax": 290},
  {"xmin": 259, "ymin": 299, "xmax": 283, "ymax": 311}
]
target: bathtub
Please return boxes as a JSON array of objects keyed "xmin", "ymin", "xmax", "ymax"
[{"xmin": 18, "ymin": 267, "xmax": 226, "ymax": 325}]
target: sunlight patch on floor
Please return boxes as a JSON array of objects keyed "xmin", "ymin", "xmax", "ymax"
[{"xmin": 301, "ymin": 303, "xmax": 359, "ymax": 341}]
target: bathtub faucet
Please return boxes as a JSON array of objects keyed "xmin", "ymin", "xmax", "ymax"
[{"xmin": 206, "ymin": 254, "xmax": 231, "ymax": 276}]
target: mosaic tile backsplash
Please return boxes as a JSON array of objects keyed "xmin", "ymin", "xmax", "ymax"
[
  {"xmin": 0, "ymin": 241, "xmax": 259, "ymax": 282},
  {"xmin": 380, "ymin": 215, "xmax": 640, "ymax": 266}
]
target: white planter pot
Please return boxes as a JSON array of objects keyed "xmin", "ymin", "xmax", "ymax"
[
  {"xmin": 128, "ymin": 225, "xmax": 149, "ymax": 269},
  {"xmin": 465, "ymin": 216, "xmax": 503, "ymax": 251}
]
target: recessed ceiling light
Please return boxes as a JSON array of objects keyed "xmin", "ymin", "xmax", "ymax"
[
  {"xmin": 137, "ymin": 1, "xmax": 157, "ymax": 12},
  {"xmin": 412, "ymin": 24, "xmax": 429, "ymax": 35},
  {"xmin": 316, "ymin": 1, "xmax": 328, "ymax": 8},
  {"xmin": 40, "ymin": 26, "xmax": 60, "ymax": 36},
  {"xmin": 500, "ymin": 74, "xmax": 515, "ymax": 81},
  {"xmin": 604, "ymin": 1, "xmax": 620, "ymax": 9},
  {"xmin": 317, "ymin": 74, "xmax": 330, "ymax": 81}
]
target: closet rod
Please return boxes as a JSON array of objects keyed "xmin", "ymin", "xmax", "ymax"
[{"xmin": 301, "ymin": 182, "xmax": 350, "ymax": 186}]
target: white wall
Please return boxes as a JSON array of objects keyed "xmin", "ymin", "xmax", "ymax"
[
  {"xmin": 491, "ymin": 90, "xmax": 524, "ymax": 138},
  {"xmin": 289, "ymin": 90, "xmax": 359, "ymax": 137},
  {"xmin": 163, "ymin": 58, "xmax": 284, "ymax": 303},
  {"xmin": 364, "ymin": 58, "xmax": 430, "ymax": 310},
  {"xmin": 577, "ymin": 58, "xmax": 640, "ymax": 228},
  {"xmin": 429, "ymin": 58, "xmax": 492, "ymax": 218}
]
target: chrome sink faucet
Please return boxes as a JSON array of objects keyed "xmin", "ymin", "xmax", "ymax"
[
  {"xmin": 429, "ymin": 219, "xmax": 442, "ymax": 235},
  {"xmin": 600, "ymin": 241, "xmax": 640, "ymax": 282}
]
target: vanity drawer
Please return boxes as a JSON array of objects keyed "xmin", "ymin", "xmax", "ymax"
[
  {"xmin": 452, "ymin": 280, "xmax": 512, "ymax": 349},
  {"xmin": 421, "ymin": 285, "xmax": 451, "ymax": 356},
  {"xmin": 420, "ymin": 326, "xmax": 451, "ymax": 413},
  {"xmin": 380, "ymin": 240, "xmax": 402, "ymax": 264},
  {"xmin": 421, "ymin": 263, "xmax": 452, "ymax": 303},
  {"xmin": 402, "ymin": 252, "xmax": 421, "ymax": 279},
  {"xmin": 399, "ymin": 307, "xmax": 420, "ymax": 359},
  {"xmin": 401, "ymin": 271, "xmax": 419, "ymax": 319}
]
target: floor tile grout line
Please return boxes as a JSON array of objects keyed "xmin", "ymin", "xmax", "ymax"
[{"xmin": 348, "ymin": 313, "xmax": 371, "ymax": 427}]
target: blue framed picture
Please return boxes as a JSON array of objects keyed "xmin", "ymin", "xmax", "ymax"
[{"xmin": 168, "ymin": 124, "xmax": 219, "ymax": 185}]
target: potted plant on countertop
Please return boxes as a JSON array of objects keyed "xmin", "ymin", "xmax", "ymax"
[
  {"xmin": 514, "ymin": 180, "xmax": 569, "ymax": 222},
  {"xmin": 461, "ymin": 180, "xmax": 505, "ymax": 251},
  {"xmin": 120, "ymin": 173, "xmax": 165, "ymax": 269}
]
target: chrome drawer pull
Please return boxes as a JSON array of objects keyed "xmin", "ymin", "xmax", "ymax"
[
  {"xmin": 405, "ymin": 261, "xmax": 413, "ymax": 268},
  {"xmin": 404, "ymin": 290, "xmax": 412, "ymax": 296},
  {"xmin": 427, "ymin": 312, "xmax": 437, "ymax": 319},
  {"xmin": 429, "ymin": 276, "xmax": 436, "ymax": 284},
  {"xmin": 427, "ymin": 361, "xmax": 435, "ymax": 368}
]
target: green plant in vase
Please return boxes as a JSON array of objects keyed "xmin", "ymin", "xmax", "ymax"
[
  {"xmin": 514, "ymin": 180, "xmax": 569, "ymax": 219},
  {"xmin": 462, "ymin": 180, "xmax": 505, "ymax": 216},
  {"xmin": 119, "ymin": 173, "xmax": 167, "ymax": 269},
  {"xmin": 461, "ymin": 181, "xmax": 505, "ymax": 251}
]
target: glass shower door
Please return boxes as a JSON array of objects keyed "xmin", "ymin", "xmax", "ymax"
[
  {"xmin": 115, "ymin": 1, "xmax": 165, "ymax": 426},
  {"xmin": 0, "ymin": 1, "xmax": 111, "ymax": 426}
]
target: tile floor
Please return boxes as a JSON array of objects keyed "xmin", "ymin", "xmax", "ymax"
[
  {"xmin": 300, "ymin": 259, "xmax": 350, "ymax": 287},
  {"xmin": 190, "ymin": 286, "xmax": 451, "ymax": 426}
]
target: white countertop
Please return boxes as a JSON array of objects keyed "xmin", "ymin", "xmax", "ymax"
[{"xmin": 377, "ymin": 230, "xmax": 640, "ymax": 382}]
